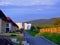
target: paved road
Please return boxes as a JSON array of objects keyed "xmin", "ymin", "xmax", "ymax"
[{"xmin": 24, "ymin": 31, "xmax": 58, "ymax": 45}]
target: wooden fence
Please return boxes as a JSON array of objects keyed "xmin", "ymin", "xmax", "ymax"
[{"xmin": 40, "ymin": 27, "xmax": 60, "ymax": 33}]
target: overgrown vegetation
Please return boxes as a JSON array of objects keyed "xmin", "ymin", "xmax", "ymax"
[
  {"xmin": 31, "ymin": 18, "xmax": 60, "ymax": 29},
  {"xmin": 31, "ymin": 24, "xmax": 60, "ymax": 29},
  {"xmin": 27, "ymin": 18, "xmax": 60, "ymax": 45},
  {"xmin": 27, "ymin": 30, "xmax": 38, "ymax": 36},
  {"xmin": 36, "ymin": 32, "xmax": 60, "ymax": 45}
]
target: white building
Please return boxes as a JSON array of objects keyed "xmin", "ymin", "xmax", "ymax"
[
  {"xmin": 24, "ymin": 23, "xmax": 31, "ymax": 30},
  {"xmin": 16, "ymin": 23, "xmax": 23, "ymax": 30},
  {"xmin": 24, "ymin": 23, "xmax": 27, "ymax": 30},
  {"xmin": 27, "ymin": 24, "xmax": 31, "ymax": 30}
]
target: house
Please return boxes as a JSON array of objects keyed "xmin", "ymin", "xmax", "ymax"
[
  {"xmin": 0, "ymin": 10, "xmax": 7, "ymax": 33},
  {"xmin": 16, "ymin": 23, "xmax": 23, "ymax": 30},
  {"xmin": 6, "ymin": 17, "xmax": 18, "ymax": 32},
  {"xmin": 12, "ymin": 21, "xmax": 18, "ymax": 31},
  {"xmin": 0, "ymin": 10, "xmax": 18, "ymax": 33},
  {"xmin": 24, "ymin": 23, "xmax": 31, "ymax": 30},
  {"xmin": 24, "ymin": 23, "xmax": 27, "ymax": 30}
]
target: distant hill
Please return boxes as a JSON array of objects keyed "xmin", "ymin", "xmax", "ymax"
[{"xmin": 25, "ymin": 18, "xmax": 60, "ymax": 26}]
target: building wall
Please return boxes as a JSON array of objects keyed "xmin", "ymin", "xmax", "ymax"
[
  {"xmin": 8, "ymin": 23, "xmax": 18, "ymax": 31},
  {"xmin": 9, "ymin": 23, "xmax": 12, "ymax": 30},
  {"xmin": 14, "ymin": 26, "xmax": 18, "ymax": 30},
  {"xmin": 27, "ymin": 24, "xmax": 31, "ymax": 30},
  {"xmin": 0, "ymin": 19, "xmax": 2, "ymax": 33},
  {"xmin": 1, "ymin": 20, "xmax": 6, "ymax": 33},
  {"xmin": 24, "ymin": 23, "xmax": 27, "ymax": 30},
  {"xmin": 24, "ymin": 23, "xmax": 31, "ymax": 30},
  {"xmin": 11, "ymin": 24, "xmax": 13, "ymax": 30},
  {"xmin": 16, "ymin": 23, "xmax": 22, "ymax": 30},
  {"xmin": 6, "ymin": 22, "xmax": 12, "ymax": 31},
  {"xmin": 11, "ymin": 24, "xmax": 14, "ymax": 30},
  {"xmin": 12, "ymin": 25, "xmax": 16, "ymax": 31}
]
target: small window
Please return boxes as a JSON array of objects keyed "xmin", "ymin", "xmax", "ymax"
[{"xmin": 6, "ymin": 22, "xmax": 9, "ymax": 27}]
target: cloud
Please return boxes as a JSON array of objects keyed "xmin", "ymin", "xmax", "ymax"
[
  {"xmin": 0, "ymin": 0, "xmax": 59, "ymax": 6},
  {"xmin": 0, "ymin": 2, "xmax": 13, "ymax": 6}
]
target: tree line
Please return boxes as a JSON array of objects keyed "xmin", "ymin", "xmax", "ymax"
[{"xmin": 30, "ymin": 18, "xmax": 60, "ymax": 30}]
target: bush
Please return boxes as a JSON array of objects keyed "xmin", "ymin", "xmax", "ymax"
[
  {"xmin": 10, "ymin": 34, "xmax": 16, "ymax": 37},
  {"xmin": 27, "ymin": 30, "xmax": 38, "ymax": 36},
  {"xmin": 30, "ymin": 26, "xmax": 36, "ymax": 31}
]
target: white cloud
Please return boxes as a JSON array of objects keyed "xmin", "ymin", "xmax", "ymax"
[
  {"xmin": 0, "ymin": 0, "xmax": 59, "ymax": 6},
  {"xmin": 0, "ymin": 2, "xmax": 13, "ymax": 6}
]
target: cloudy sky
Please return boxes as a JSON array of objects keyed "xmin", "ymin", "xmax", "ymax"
[{"xmin": 0, "ymin": 0, "xmax": 60, "ymax": 22}]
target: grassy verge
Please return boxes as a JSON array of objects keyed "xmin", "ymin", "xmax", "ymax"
[
  {"xmin": 17, "ymin": 43, "xmax": 21, "ymax": 45},
  {"xmin": 26, "ymin": 30, "xmax": 38, "ymax": 36},
  {"xmin": 36, "ymin": 32, "xmax": 60, "ymax": 45}
]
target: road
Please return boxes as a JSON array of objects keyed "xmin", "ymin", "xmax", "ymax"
[{"xmin": 24, "ymin": 31, "xmax": 58, "ymax": 45}]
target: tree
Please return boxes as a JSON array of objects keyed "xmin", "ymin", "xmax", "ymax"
[
  {"xmin": 30, "ymin": 26, "xmax": 36, "ymax": 31},
  {"xmin": 36, "ymin": 26, "xmax": 40, "ymax": 30}
]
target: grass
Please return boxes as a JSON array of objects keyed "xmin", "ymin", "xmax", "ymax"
[
  {"xmin": 17, "ymin": 43, "xmax": 21, "ymax": 45},
  {"xmin": 36, "ymin": 32, "xmax": 60, "ymax": 45},
  {"xmin": 26, "ymin": 30, "xmax": 38, "ymax": 36},
  {"xmin": 26, "ymin": 30, "xmax": 60, "ymax": 45}
]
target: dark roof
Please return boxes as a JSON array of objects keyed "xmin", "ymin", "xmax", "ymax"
[
  {"xmin": 0, "ymin": 10, "xmax": 7, "ymax": 21},
  {"xmin": 0, "ymin": 10, "xmax": 18, "ymax": 28},
  {"xmin": 7, "ymin": 17, "xmax": 18, "ymax": 28}
]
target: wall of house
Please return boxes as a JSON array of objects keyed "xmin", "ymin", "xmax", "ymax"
[
  {"xmin": 16, "ymin": 23, "xmax": 22, "ymax": 30},
  {"xmin": 6, "ymin": 22, "xmax": 12, "ymax": 31},
  {"xmin": 24, "ymin": 23, "xmax": 27, "ymax": 30},
  {"xmin": 14, "ymin": 26, "xmax": 18, "ymax": 30},
  {"xmin": 15, "ymin": 26, "xmax": 18, "ymax": 30},
  {"xmin": 11, "ymin": 25, "xmax": 16, "ymax": 31},
  {"xmin": 11, "ymin": 24, "xmax": 13, "ymax": 30},
  {"xmin": 0, "ymin": 19, "xmax": 2, "ymax": 33},
  {"xmin": 1, "ymin": 20, "xmax": 6, "ymax": 33}
]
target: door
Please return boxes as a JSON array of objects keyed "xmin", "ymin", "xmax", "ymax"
[{"xmin": 6, "ymin": 28, "xmax": 9, "ymax": 33}]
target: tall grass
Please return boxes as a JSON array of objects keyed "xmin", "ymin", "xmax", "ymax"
[{"xmin": 36, "ymin": 32, "xmax": 60, "ymax": 45}]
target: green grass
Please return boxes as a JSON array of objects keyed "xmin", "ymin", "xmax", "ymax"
[
  {"xmin": 26, "ymin": 30, "xmax": 60, "ymax": 45},
  {"xmin": 26, "ymin": 30, "xmax": 38, "ymax": 36},
  {"xmin": 36, "ymin": 32, "xmax": 60, "ymax": 45},
  {"xmin": 17, "ymin": 43, "xmax": 21, "ymax": 45}
]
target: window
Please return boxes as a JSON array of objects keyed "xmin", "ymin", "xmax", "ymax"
[{"xmin": 6, "ymin": 22, "xmax": 9, "ymax": 28}]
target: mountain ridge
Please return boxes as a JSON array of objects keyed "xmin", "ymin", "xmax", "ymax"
[{"xmin": 25, "ymin": 17, "xmax": 60, "ymax": 26}]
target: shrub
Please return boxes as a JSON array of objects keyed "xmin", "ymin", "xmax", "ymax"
[{"xmin": 10, "ymin": 34, "xmax": 16, "ymax": 37}]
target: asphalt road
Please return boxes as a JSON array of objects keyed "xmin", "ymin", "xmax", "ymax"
[{"xmin": 24, "ymin": 31, "xmax": 58, "ymax": 45}]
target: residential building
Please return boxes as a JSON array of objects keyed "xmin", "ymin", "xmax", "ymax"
[
  {"xmin": 24, "ymin": 23, "xmax": 27, "ymax": 30},
  {"xmin": 27, "ymin": 24, "xmax": 31, "ymax": 30},
  {"xmin": 6, "ymin": 17, "xmax": 18, "ymax": 32},
  {"xmin": 16, "ymin": 23, "xmax": 23, "ymax": 30},
  {"xmin": 0, "ymin": 10, "xmax": 18, "ymax": 33},
  {"xmin": 24, "ymin": 23, "xmax": 31, "ymax": 30},
  {"xmin": 0, "ymin": 10, "xmax": 7, "ymax": 33}
]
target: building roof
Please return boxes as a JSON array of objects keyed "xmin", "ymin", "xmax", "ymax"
[
  {"xmin": 7, "ymin": 17, "xmax": 18, "ymax": 28},
  {"xmin": 0, "ymin": 10, "xmax": 7, "ymax": 21},
  {"xmin": 0, "ymin": 10, "xmax": 18, "ymax": 28}
]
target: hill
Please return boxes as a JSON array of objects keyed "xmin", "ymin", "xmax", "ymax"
[{"xmin": 25, "ymin": 18, "xmax": 60, "ymax": 26}]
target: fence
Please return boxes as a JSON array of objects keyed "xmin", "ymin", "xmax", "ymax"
[{"xmin": 40, "ymin": 27, "xmax": 60, "ymax": 33}]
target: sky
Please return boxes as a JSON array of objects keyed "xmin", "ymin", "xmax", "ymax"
[{"xmin": 0, "ymin": 0, "xmax": 60, "ymax": 22}]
